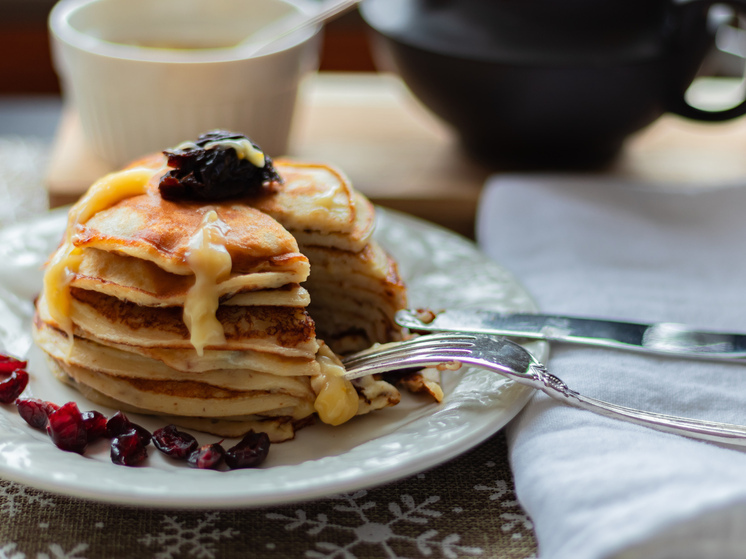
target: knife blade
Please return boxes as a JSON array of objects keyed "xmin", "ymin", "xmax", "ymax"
[{"xmin": 395, "ymin": 308, "xmax": 746, "ymax": 361}]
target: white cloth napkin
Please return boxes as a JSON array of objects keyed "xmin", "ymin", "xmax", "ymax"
[{"xmin": 477, "ymin": 176, "xmax": 746, "ymax": 559}]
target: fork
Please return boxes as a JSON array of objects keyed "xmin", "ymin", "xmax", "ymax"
[{"xmin": 342, "ymin": 333, "xmax": 746, "ymax": 446}]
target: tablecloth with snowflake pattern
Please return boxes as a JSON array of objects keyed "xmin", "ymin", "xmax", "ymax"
[{"xmin": 0, "ymin": 432, "xmax": 535, "ymax": 559}]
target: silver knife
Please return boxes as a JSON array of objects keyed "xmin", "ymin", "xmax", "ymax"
[{"xmin": 395, "ymin": 308, "xmax": 746, "ymax": 361}]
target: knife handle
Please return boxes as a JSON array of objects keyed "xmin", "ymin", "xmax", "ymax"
[{"xmin": 396, "ymin": 309, "xmax": 746, "ymax": 362}]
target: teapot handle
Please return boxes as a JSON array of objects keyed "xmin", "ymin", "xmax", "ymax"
[{"xmin": 669, "ymin": 0, "xmax": 746, "ymax": 121}]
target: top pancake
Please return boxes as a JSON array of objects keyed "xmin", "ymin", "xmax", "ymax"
[{"xmin": 74, "ymin": 186, "xmax": 304, "ymax": 277}]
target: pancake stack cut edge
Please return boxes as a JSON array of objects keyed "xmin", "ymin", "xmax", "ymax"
[{"xmin": 33, "ymin": 148, "xmax": 439, "ymax": 442}]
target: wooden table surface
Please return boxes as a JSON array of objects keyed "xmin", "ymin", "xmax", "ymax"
[{"xmin": 46, "ymin": 72, "xmax": 746, "ymax": 238}]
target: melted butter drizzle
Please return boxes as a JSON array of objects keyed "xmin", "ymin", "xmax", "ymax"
[
  {"xmin": 43, "ymin": 167, "xmax": 157, "ymax": 340},
  {"xmin": 183, "ymin": 210, "xmax": 233, "ymax": 356},
  {"xmin": 312, "ymin": 344, "xmax": 359, "ymax": 426}
]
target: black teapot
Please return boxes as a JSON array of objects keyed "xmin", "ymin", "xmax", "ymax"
[{"xmin": 360, "ymin": 0, "xmax": 746, "ymax": 168}]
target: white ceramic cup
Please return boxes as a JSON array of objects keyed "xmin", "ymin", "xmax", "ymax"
[{"xmin": 49, "ymin": 0, "xmax": 321, "ymax": 167}]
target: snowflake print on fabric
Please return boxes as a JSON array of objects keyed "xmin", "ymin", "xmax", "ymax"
[
  {"xmin": 473, "ymin": 480, "xmax": 515, "ymax": 505},
  {"xmin": 474, "ymin": 474, "xmax": 533, "ymax": 541},
  {"xmin": 139, "ymin": 512, "xmax": 238, "ymax": 559},
  {"xmin": 0, "ymin": 542, "xmax": 89, "ymax": 559},
  {"xmin": 0, "ymin": 481, "xmax": 55, "ymax": 519},
  {"xmin": 267, "ymin": 490, "xmax": 483, "ymax": 559},
  {"xmin": 37, "ymin": 543, "xmax": 89, "ymax": 559},
  {"xmin": 0, "ymin": 542, "xmax": 23, "ymax": 559}
]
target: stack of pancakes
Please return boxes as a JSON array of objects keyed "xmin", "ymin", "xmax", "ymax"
[{"xmin": 33, "ymin": 151, "xmax": 417, "ymax": 441}]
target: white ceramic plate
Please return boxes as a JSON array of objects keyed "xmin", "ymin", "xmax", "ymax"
[{"xmin": 0, "ymin": 207, "xmax": 546, "ymax": 508}]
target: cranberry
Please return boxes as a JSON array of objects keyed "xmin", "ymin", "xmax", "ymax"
[
  {"xmin": 187, "ymin": 442, "xmax": 225, "ymax": 470},
  {"xmin": 16, "ymin": 398, "xmax": 58, "ymax": 429},
  {"xmin": 111, "ymin": 430, "xmax": 148, "ymax": 466},
  {"xmin": 225, "ymin": 431, "xmax": 270, "ymax": 469},
  {"xmin": 0, "ymin": 369, "xmax": 29, "ymax": 403},
  {"xmin": 106, "ymin": 411, "xmax": 151, "ymax": 446},
  {"xmin": 153, "ymin": 424, "xmax": 199, "ymax": 459},
  {"xmin": 105, "ymin": 411, "xmax": 131, "ymax": 437},
  {"xmin": 82, "ymin": 410, "xmax": 107, "ymax": 442},
  {"xmin": 46, "ymin": 402, "xmax": 87, "ymax": 454},
  {"xmin": 0, "ymin": 354, "xmax": 27, "ymax": 374}
]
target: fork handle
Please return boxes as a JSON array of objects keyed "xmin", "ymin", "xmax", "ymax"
[{"xmin": 531, "ymin": 364, "xmax": 746, "ymax": 446}]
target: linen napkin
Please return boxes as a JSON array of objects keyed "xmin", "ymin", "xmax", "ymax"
[{"xmin": 477, "ymin": 176, "xmax": 746, "ymax": 559}]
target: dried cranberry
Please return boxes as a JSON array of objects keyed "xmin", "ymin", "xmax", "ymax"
[
  {"xmin": 111, "ymin": 430, "xmax": 148, "ymax": 466},
  {"xmin": 105, "ymin": 411, "xmax": 130, "ymax": 437},
  {"xmin": 16, "ymin": 398, "xmax": 58, "ymax": 429},
  {"xmin": 106, "ymin": 411, "xmax": 151, "ymax": 446},
  {"xmin": 152, "ymin": 424, "xmax": 199, "ymax": 459},
  {"xmin": 187, "ymin": 442, "xmax": 225, "ymax": 470},
  {"xmin": 0, "ymin": 354, "xmax": 27, "ymax": 374},
  {"xmin": 46, "ymin": 401, "xmax": 87, "ymax": 454},
  {"xmin": 82, "ymin": 410, "xmax": 107, "ymax": 442},
  {"xmin": 0, "ymin": 369, "xmax": 28, "ymax": 403},
  {"xmin": 159, "ymin": 130, "xmax": 281, "ymax": 201},
  {"xmin": 225, "ymin": 431, "xmax": 270, "ymax": 469}
]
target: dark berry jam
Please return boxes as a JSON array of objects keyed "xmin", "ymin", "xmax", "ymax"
[{"xmin": 159, "ymin": 130, "xmax": 282, "ymax": 202}]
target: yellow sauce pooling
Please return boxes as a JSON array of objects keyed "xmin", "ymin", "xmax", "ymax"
[
  {"xmin": 312, "ymin": 344, "xmax": 359, "ymax": 426},
  {"xmin": 309, "ymin": 186, "xmax": 342, "ymax": 210}
]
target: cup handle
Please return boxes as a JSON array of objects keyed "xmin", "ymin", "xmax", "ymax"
[{"xmin": 669, "ymin": 0, "xmax": 746, "ymax": 121}]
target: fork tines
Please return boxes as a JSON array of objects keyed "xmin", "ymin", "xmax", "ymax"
[
  {"xmin": 341, "ymin": 333, "xmax": 475, "ymax": 379},
  {"xmin": 342, "ymin": 333, "xmax": 475, "ymax": 365}
]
